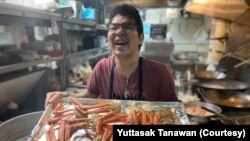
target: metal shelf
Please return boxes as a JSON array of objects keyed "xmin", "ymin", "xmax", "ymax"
[
  {"xmin": 96, "ymin": 24, "xmax": 108, "ymax": 35},
  {"xmin": 0, "ymin": 2, "xmax": 60, "ymax": 21},
  {"xmin": 0, "ymin": 2, "xmax": 64, "ymax": 90},
  {"xmin": 96, "ymin": 24, "xmax": 107, "ymax": 31},
  {"xmin": 64, "ymin": 18, "xmax": 96, "ymax": 26},
  {"xmin": 0, "ymin": 57, "xmax": 63, "ymax": 74},
  {"xmin": 171, "ymin": 60, "xmax": 205, "ymax": 65},
  {"xmin": 62, "ymin": 19, "xmax": 107, "ymax": 34},
  {"xmin": 65, "ymin": 47, "xmax": 110, "ymax": 59},
  {"xmin": 0, "ymin": 3, "xmax": 108, "ymax": 89},
  {"xmin": 62, "ymin": 18, "xmax": 96, "ymax": 31}
]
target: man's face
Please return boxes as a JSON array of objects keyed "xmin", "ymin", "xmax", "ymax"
[{"xmin": 107, "ymin": 15, "xmax": 144, "ymax": 58}]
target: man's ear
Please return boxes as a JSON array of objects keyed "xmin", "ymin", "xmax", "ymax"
[{"xmin": 139, "ymin": 33, "xmax": 144, "ymax": 45}]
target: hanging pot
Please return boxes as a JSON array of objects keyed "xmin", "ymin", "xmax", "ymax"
[
  {"xmin": 194, "ymin": 79, "xmax": 249, "ymax": 91},
  {"xmin": 199, "ymin": 89, "xmax": 250, "ymax": 108}
]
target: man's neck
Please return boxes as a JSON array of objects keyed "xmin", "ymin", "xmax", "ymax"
[{"xmin": 115, "ymin": 53, "xmax": 139, "ymax": 77}]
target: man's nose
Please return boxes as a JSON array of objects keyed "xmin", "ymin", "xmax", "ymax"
[{"xmin": 115, "ymin": 25, "xmax": 126, "ymax": 33}]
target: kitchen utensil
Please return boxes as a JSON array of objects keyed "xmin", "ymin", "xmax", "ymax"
[
  {"xmin": 236, "ymin": 115, "xmax": 250, "ymax": 125},
  {"xmin": 194, "ymin": 70, "xmax": 226, "ymax": 81},
  {"xmin": 0, "ymin": 111, "xmax": 43, "ymax": 141},
  {"xmin": 199, "ymin": 90, "xmax": 250, "ymax": 108},
  {"xmin": 219, "ymin": 111, "xmax": 250, "ymax": 125},
  {"xmin": 194, "ymin": 79, "xmax": 249, "ymax": 91},
  {"xmin": 234, "ymin": 59, "xmax": 250, "ymax": 68},
  {"xmin": 201, "ymin": 106, "xmax": 237, "ymax": 124},
  {"xmin": 184, "ymin": 101, "xmax": 222, "ymax": 124}
]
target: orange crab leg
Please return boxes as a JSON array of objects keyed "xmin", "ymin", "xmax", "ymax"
[
  {"xmin": 132, "ymin": 110, "xmax": 139, "ymax": 124},
  {"xmin": 102, "ymin": 129, "xmax": 112, "ymax": 141},
  {"xmin": 103, "ymin": 123, "xmax": 113, "ymax": 131},
  {"xmin": 53, "ymin": 102, "xmax": 64, "ymax": 112},
  {"xmin": 64, "ymin": 123, "xmax": 71, "ymax": 141},
  {"xmin": 101, "ymin": 111, "xmax": 117, "ymax": 120},
  {"xmin": 80, "ymin": 103, "xmax": 110, "ymax": 110},
  {"xmin": 71, "ymin": 96, "xmax": 82, "ymax": 106},
  {"xmin": 53, "ymin": 109, "xmax": 73, "ymax": 116},
  {"xmin": 76, "ymin": 106, "xmax": 116, "ymax": 117},
  {"xmin": 96, "ymin": 120, "xmax": 104, "ymax": 134},
  {"xmin": 149, "ymin": 113, "xmax": 155, "ymax": 125},
  {"xmin": 47, "ymin": 112, "xmax": 74, "ymax": 124},
  {"xmin": 84, "ymin": 107, "xmax": 111, "ymax": 114},
  {"xmin": 141, "ymin": 110, "xmax": 147, "ymax": 125},
  {"xmin": 46, "ymin": 124, "xmax": 56, "ymax": 141},
  {"xmin": 154, "ymin": 112, "xmax": 161, "ymax": 125},
  {"xmin": 47, "ymin": 116, "xmax": 62, "ymax": 125},
  {"xmin": 155, "ymin": 112, "xmax": 161, "ymax": 120},
  {"xmin": 122, "ymin": 115, "xmax": 131, "ymax": 125},
  {"xmin": 58, "ymin": 121, "xmax": 66, "ymax": 141},
  {"xmin": 70, "ymin": 122, "xmax": 89, "ymax": 133},
  {"xmin": 49, "ymin": 94, "xmax": 63, "ymax": 108},
  {"xmin": 102, "ymin": 114, "xmax": 127, "ymax": 124},
  {"xmin": 66, "ymin": 118, "xmax": 90, "ymax": 124},
  {"xmin": 95, "ymin": 111, "xmax": 118, "ymax": 134}
]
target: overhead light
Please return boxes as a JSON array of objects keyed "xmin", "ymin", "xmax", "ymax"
[
  {"xmin": 185, "ymin": 0, "xmax": 248, "ymax": 21},
  {"xmin": 167, "ymin": 0, "xmax": 183, "ymax": 7},
  {"xmin": 166, "ymin": 8, "xmax": 180, "ymax": 18},
  {"xmin": 194, "ymin": 0, "xmax": 206, "ymax": 4}
]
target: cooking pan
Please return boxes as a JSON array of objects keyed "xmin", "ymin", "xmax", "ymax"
[
  {"xmin": 199, "ymin": 90, "xmax": 250, "ymax": 108},
  {"xmin": 184, "ymin": 101, "xmax": 222, "ymax": 124},
  {"xmin": 236, "ymin": 115, "xmax": 250, "ymax": 125},
  {"xmin": 194, "ymin": 79, "xmax": 249, "ymax": 91},
  {"xmin": 194, "ymin": 70, "xmax": 226, "ymax": 81},
  {"xmin": 219, "ymin": 111, "xmax": 250, "ymax": 124}
]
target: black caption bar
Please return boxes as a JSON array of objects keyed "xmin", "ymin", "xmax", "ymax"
[{"xmin": 113, "ymin": 125, "xmax": 250, "ymax": 141}]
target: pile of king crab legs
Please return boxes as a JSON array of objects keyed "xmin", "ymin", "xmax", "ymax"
[{"xmin": 45, "ymin": 96, "xmax": 179, "ymax": 141}]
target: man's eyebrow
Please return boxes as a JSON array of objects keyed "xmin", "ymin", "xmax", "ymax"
[{"xmin": 110, "ymin": 22, "xmax": 134, "ymax": 24}]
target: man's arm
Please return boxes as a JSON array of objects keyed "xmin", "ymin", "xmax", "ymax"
[
  {"xmin": 74, "ymin": 89, "xmax": 98, "ymax": 98},
  {"xmin": 45, "ymin": 89, "xmax": 98, "ymax": 108}
]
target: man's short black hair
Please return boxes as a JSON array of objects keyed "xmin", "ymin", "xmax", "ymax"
[{"xmin": 109, "ymin": 4, "xmax": 144, "ymax": 35}]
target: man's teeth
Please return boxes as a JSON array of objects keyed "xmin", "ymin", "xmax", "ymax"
[{"xmin": 116, "ymin": 42, "xmax": 128, "ymax": 45}]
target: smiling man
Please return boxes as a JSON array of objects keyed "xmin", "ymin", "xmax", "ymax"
[
  {"xmin": 84, "ymin": 4, "xmax": 178, "ymax": 101},
  {"xmin": 45, "ymin": 4, "xmax": 178, "ymax": 107}
]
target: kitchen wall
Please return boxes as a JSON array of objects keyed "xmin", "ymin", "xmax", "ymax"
[
  {"xmin": 1, "ymin": 26, "xmax": 26, "ymax": 49},
  {"xmin": 141, "ymin": 8, "xmax": 212, "ymax": 77},
  {"xmin": 0, "ymin": 6, "xmax": 211, "ymax": 59},
  {"xmin": 143, "ymin": 8, "xmax": 210, "ymax": 53}
]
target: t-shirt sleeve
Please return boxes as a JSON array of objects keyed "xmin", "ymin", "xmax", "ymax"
[{"xmin": 87, "ymin": 61, "xmax": 102, "ymax": 96}]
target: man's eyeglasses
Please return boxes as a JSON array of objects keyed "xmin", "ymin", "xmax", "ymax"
[{"xmin": 107, "ymin": 23, "xmax": 137, "ymax": 31}]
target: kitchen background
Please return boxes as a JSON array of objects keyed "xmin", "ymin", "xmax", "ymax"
[{"xmin": 0, "ymin": 0, "xmax": 250, "ymax": 124}]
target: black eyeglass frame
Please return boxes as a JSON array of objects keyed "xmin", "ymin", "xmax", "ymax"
[{"xmin": 106, "ymin": 23, "xmax": 137, "ymax": 31}]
